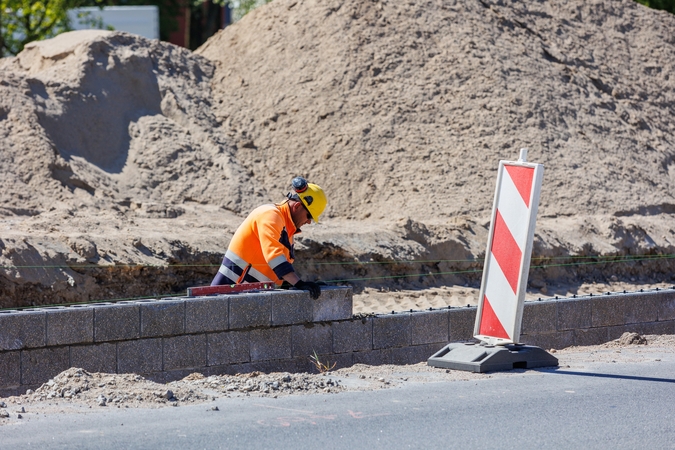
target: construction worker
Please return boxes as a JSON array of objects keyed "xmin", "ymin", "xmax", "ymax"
[{"xmin": 211, "ymin": 177, "xmax": 327, "ymax": 300}]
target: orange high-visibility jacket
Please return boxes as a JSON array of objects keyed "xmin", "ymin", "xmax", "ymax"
[{"xmin": 211, "ymin": 202, "xmax": 297, "ymax": 286}]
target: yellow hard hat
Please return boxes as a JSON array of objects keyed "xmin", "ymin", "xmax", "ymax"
[{"xmin": 291, "ymin": 177, "xmax": 327, "ymax": 222}]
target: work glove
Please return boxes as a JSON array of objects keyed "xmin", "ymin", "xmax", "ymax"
[{"xmin": 294, "ymin": 280, "xmax": 321, "ymax": 300}]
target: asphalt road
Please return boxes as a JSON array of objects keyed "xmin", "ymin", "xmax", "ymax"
[{"xmin": 2, "ymin": 355, "xmax": 674, "ymax": 449}]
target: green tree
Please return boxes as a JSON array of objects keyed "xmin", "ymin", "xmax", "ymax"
[
  {"xmin": 0, "ymin": 0, "xmax": 270, "ymax": 57},
  {"xmin": 635, "ymin": 0, "xmax": 675, "ymax": 13},
  {"xmin": 226, "ymin": 0, "xmax": 272, "ymax": 22},
  {"xmin": 0, "ymin": 0, "xmax": 108, "ymax": 56},
  {"xmin": 0, "ymin": 0, "xmax": 181, "ymax": 56}
]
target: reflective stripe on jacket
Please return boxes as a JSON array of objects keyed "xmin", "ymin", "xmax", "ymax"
[{"xmin": 211, "ymin": 202, "xmax": 297, "ymax": 286}]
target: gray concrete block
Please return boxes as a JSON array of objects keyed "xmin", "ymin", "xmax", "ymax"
[
  {"xmin": 522, "ymin": 301, "xmax": 557, "ymax": 334},
  {"xmin": 140, "ymin": 300, "xmax": 185, "ymax": 338},
  {"xmin": 449, "ymin": 307, "xmax": 477, "ymax": 341},
  {"xmin": 0, "ymin": 351, "xmax": 21, "ymax": 388},
  {"xmin": 313, "ymin": 286, "xmax": 353, "ymax": 322},
  {"xmin": 519, "ymin": 331, "xmax": 574, "ymax": 350},
  {"xmin": 21, "ymin": 347, "xmax": 70, "ymax": 385},
  {"xmin": 609, "ymin": 321, "xmax": 675, "ymax": 340},
  {"xmin": 657, "ymin": 291, "xmax": 675, "ymax": 321},
  {"xmin": 607, "ymin": 325, "xmax": 627, "ymax": 341},
  {"xmin": 208, "ymin": 331, "xmax": 250, "ymax": 365},
  {"xmin": 229, "ymin": 292, "xmax": 271, "ymax": 329},
  {"xmin": 291, "ymin": 323, "xmax": 332, "ymax": 357},
  {"xmin": 373, "ymin": 313, "xmax": 411, "ymax": 349},
  {"xmin": 411, "ymin": 310, "xmax": 449, "ymax": 345},
  {"xmin": 591, "ymin": 295, "xmax": 626, "ymax": 327},
  {"xmin": 94, "ymin": 303, "xmax": 140, "ymax": 342},
  {"xmin": 573, "ymin": 328, "xmax": 609, "ymax": 347},
  {"xmin": 557, "ymin": 298, "xmax": 592, "ymax": 330},
  {"xmin": 250, "ymin": 357, "xmax": 310, "ymax": 375},
  {"xmin": 46, "ymin": 306, "xmax": 94, "ymax": 346},
  {"xmin": 0, "ymin": 309, "xmax": 46, "ymax": 350},
  {"xmin": 353, "ymin": 349, "xmax": 391, "ymax": 366},
  {"xmin": 163, "ymin": 334, "xmax": 207, "ymax": 371},
  {"xmin": 117, "ymin": 338, "xmax": 162, "ymax": 374},
  {"xmin": 185, "ymin": 296, "xmax": 229, "ymax": 333},
  {"xmin": 623, "ymin": 292, "xmax": 659, "ymax": 324},
  {"xmin": 391, "ymin": 343, "xmax": 446, "ymax": 365},
  {"xmin": 250, "ymin": 327, "xmax": 291, "ymax": 361},
  {"xmin": 271, "ymin": 290, "xmax": 312, "ymax": 326},
  {"xmin": 70, "ymin": 343, "xmax": 117, "ymax": 373},
  {"xmin": 333, "ymin": 318, "xmax": 372, "ymax": 353}
]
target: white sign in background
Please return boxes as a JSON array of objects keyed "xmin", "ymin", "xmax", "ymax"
[{"xmin": 68, "ymin": 6, "xmax": 160, "ymax": 41}]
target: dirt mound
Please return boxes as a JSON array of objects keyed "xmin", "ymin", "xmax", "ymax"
[
  {"xmin": 1, "ymin": 0, "xmax": 675, "ymax": 307},
  {"xmin": 198, "ymin": 0, "xmax": 675, "ymax": 221},
  {"xmin": 0, "ymin": 30, "xmax": 256, "ymax": 216}
]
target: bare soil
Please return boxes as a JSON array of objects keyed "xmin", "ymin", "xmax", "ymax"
[{"xmin": 1, "ymin": 0, "xmax": 675, "ymax": 309}]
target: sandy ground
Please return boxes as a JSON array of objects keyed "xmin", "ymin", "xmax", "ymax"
[
  {"xmin": 2, "ymin": 0, "xmax": 675, "ymax": 308},
  {"xmin": 353, "ymin": 280, "xmax": 675, "ymax": 314}
]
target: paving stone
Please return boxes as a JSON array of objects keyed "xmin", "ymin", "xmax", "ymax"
[
  {"xmin": 557, "ymin": 298, "xmax": 592, "ymax": 330},
  {"xmin": 163, "ymin": 334, "xmax": 207, "ymax": 371},
  {"xmin": 46, "ymin": 306, "xmax": 94, "ymax": 346},
  {"xmin": 656, "ymin": 290, "xmax": 675, "ymax": 321},
  {"xmin": 312, "ymin": 286, "xmax": 353, "ymax": 322},
  {"xmin": 70, "ymin": 343, "xmax": 117, "ymax": 373},
  {"xmin": 229, "ymin": 292, "xmax": 271, "ymax": 329},
  {"xmin": 185, "ymin": 296, "xmax": 229, "ymax": 333},
  {"xmin": 21, "ymin": 347, "xmax": 70, "ymax": 386},
  {"xmin": 391, "ymin": 343, "xmax": 443, "ymax": 365},
  {"xmin": 373, "ymin": 313, "xmax": 411, "ymax": 349},
  {"xmin": 93, "ymin": 303, "xmax": 140, "ymax": 342},
  {"xmin": 609, "ymin": 321, "xmax": 675, "ymax": 340},
  {"xmin": 352, "ymin": 349, "xmax": 391, "ymax": 366},
  {"xmin": 623, "ymin": 292, "xmax": 659, "ymax": 324},
  {"xmin": 449, "ymin": 307, "xmax": 477, "ymax": 341},
  {"xmin": 250, "ymin": 327, "xmax": 291, "ymax": 361},
  {"xmin": 573, "ymin": 327, "xmax": 609, "ymax": 347},
  {"xmin": 0, "ymin": 309, "xmax": 46, "ymax": 350},
  {"xmin": 591, "ymin": 295, "xmax": 626, "ymax": 327},
  {"xmin": 117, "ymin": 339, "xmax": 162, "ymax": 374},
  {"xmin": 0, "ymin": 351, "xmax": 21, "ymax": 388},
  {"xmin": 333, "ymin": 318, "xmax": 372, "ymax": 353},
  {"xmin": 519, "ymin": 331, "xmax": 574, "ymax": 350},
  {"xmin": 140, "ymin": 300, "xmax": 185, "ymax": 337},
  {"xmin": 271, "ymin": 290, "xmax": 312, "ymax": 326},
  {"xmin": 208, "ymin": 331, "xmax": 250, "ymax": 365},
  {"xmin": 411, "ymin": 310, "xmax": 449, "ymax": 345},
  {"xmin": 291, "ymin": 323, "xmax": 332, "ymax": 357},
  {"xmin": 522, "ymin": 301, "xmax": 557, "ymax": 334}
]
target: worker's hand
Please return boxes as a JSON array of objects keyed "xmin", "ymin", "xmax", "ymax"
[{"xmin": 294, "ymin": 280, "xmax": 321, "ymax": 300}]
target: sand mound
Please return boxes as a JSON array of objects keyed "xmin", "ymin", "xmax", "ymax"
[
  {"xmin": 197, "ymin": 0, "xmax": 675, "ymax": 221},
  {"xmin": 1, "ymin": 30, "xmax": 257, "ymax": 216},
  {"xmin": 1, "ymin": 0, "xmax": 675, "ymax": 307}
]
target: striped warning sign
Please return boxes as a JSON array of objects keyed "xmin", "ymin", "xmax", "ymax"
[{"xmin": 474, "ymin": 151, "xmax": 544, "ymax": 344}]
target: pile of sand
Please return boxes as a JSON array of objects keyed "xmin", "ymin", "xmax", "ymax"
[
  {"xmin": 198, "ymin": 0, "xmax": 675, "ymax": 221},
  {"xmin": 0, "ymin": 0, "xmax": 674, "ymax": 308}
]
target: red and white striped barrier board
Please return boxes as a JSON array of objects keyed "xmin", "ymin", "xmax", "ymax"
[{"xmin": 474, "ymin": 149, "xmax": 544, "ymax": 345}]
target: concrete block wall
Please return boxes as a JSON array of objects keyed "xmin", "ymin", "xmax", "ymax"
[{"xmin": 1, "ymin": 287, "xmax": 675, "ymax": 396}]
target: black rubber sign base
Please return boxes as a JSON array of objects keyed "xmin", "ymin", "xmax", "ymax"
[{"xmin": 427, "ymin": 342, "xmax": 558, "ymax": 373}]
